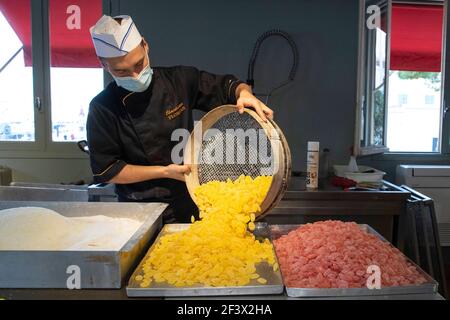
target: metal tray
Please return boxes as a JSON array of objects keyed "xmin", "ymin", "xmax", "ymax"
[
  {"xmin": 0, "ymin": 201, "xmax": 167, "ymax": 289},
  {"xmin": 126, "ymin": 222, "xmax": 284, "ymax": 297},
  {"xmin": 270, "ymin": 224, "xmax": 438, "ymax": 298}
]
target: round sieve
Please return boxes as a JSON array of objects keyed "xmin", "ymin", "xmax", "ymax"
[{"xmin": 184, "ymin": 105, "xmax": 291, "ymax": 218}]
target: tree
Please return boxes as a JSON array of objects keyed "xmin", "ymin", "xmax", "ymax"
[
  {"xmin": 373, "ymin": 88, "xmax": 385, "ymax": 145},
  {"xmin": 397, "ymin": 71, "xmax": 441, "ymax": 91}
]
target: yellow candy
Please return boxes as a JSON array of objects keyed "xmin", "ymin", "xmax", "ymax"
[
  {"xmin": 140, "ymin": 175, "xmax": 274, "ymax": 287},
  {"xmin": 134, "ymin": 275, "xmax": 143, "ymax": 282},
  {"xmin": 257, "ymin": 277, "xmax": 268, "ymax": 284}
]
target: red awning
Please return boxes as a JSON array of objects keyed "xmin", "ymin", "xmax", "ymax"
[
  {"xmin": 390, "ymin": 4, "xmax": 443, "ymax": 72},
  {"xmin": 0, "ymin": 0, "xmax": 102, "ymax": 68},
  {"xmin": 0, "ymin": 0, "xmax": 32, "ymax": 65}
]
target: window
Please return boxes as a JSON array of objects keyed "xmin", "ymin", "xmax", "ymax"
[
  {"xmin": 0, "ymin": 2, "xmax": 34, "ymax": 142},
  {"xmin": 356, "ymin": 0, "xmax": 390, "ymax": 155},
  {"xmin": 398, "ymin": 93, "xmax": 408, "ymax": 105},
  {"xmin": 425, "ymin": 95, "xmax": 435, "ymax": 105},
  {"xmin": 0, "ymin": 0, "xmax": 103, "ymax": 152},
  {"xmin": 386, "ymin": 3, "xmax": 444, "ymax": 153},
  {"xmin": 356, "ymin": 0, "xmax": 450, "ymax": 155},
  {"xmin": 48, "ymin": 0, "xmax": 103, "ymax": 142}
]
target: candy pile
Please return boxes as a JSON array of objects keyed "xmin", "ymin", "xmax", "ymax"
[
  {"xmin": 273, "ymin": 220, "xmax": 427, "ymax": 288},
  {"xmin": 136, "ymin": 175, "xmax": 277, "ymax": 287}
]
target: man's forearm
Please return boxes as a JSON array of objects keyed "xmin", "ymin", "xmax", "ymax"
[{"xmin": 108, "ymin": 164, "xmax": 167, "ymax": 184}]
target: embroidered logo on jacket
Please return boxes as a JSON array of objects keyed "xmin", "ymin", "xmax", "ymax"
[{"xmin": 165, "ymin": 103, "xmax": 187, "ymax": 120}]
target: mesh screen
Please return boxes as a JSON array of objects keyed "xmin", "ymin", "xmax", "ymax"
[{"xmin": 197, "ymin": 112, "xmax": 274, "ymax": 184}]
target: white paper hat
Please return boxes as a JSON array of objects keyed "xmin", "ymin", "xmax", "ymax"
[{"xmin": 90, "ymin": 15, "xmax": 142, "ymax": 58}]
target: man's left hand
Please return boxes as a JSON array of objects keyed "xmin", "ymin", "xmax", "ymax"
[{"xmin": 236, "ymin": 87, "xmax": 274, "ymax": 122}]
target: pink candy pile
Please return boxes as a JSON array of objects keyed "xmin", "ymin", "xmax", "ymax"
[{"xmin": 273, "ymin": 220, "xmax": 427, "ymax": 288}]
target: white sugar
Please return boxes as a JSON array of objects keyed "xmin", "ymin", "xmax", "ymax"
[{"xmin": 0, "ymin": 207, "xmax": 142, "ymax": 250}]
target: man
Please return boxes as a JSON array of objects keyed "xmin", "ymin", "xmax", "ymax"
[{"xmin": 87, "ymin": 15, "xmax": 273, "ymax": 223}]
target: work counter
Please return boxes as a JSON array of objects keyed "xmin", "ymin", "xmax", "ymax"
[
  {"xmin": 0, "ymin": 287, "xmax": 444, "ymax": 300},
  {"xmin": 0, "ymin": 177, "xmax": 446, "ymax": 300}
]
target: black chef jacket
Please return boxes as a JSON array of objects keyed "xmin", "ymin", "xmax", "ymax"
[{"xmin": 86, "ymin": 65, "xmax": 244, "ymax": 223}]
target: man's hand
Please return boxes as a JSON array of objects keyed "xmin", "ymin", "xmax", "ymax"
[
  {"xmin": 235, "ymin": 84, "xmax": 274, "ymax": 122},
  {"xmin": 164, "ymin": 164, "xmax": 191, "ymax": 182}
]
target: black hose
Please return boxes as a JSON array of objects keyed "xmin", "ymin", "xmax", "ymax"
[{"xmin": 246, "ymin": 29, "xmax": 299, "ymax": 91}]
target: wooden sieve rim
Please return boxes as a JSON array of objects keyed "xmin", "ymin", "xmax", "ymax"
[{"xmin": 183, "ymin": 105, "xmax": 291, "ymax": 218}]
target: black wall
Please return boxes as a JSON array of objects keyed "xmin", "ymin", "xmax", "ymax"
[{"xmin": 114, "ymin": 0, "xmax": 360, "ymax": 172}]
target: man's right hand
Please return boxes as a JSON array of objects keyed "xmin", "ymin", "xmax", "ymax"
[{"xmin": 165, "ymin": 164, "xmax": 191, "ymax": 182}]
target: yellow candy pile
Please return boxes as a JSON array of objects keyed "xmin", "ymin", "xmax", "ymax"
[{"xmin": 137, "ymin": 175, "xmax": 277, "ymax": 287}]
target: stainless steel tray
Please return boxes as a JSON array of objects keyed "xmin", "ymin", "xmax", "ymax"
[
  {"xmin": 0, "ymin": 201, "xmax": 167, "ymax": 289},
  {"xmin": 126, "ymin": 222, "xmax": 284, "ymax": 297},
  {"xmin": 269, "ymin": 224, "xmax": 438, "ymax": 297}
]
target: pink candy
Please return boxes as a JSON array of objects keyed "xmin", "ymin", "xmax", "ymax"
[{"xmin": 273, "ymin": 221, "xmax": 427, "ymax": 288}]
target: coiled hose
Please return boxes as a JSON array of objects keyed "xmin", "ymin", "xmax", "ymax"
[{"xmin": 246, "ymin": 29, "xmax": 299, "ymax": 104}]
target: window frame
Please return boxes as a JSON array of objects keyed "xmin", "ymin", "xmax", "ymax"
[
  {"xmin": 0, "ymin": 0, "xmax": 45, "ymax": 153},
  {"xmin": 442, "ymin": 0, "xmax": 450, "ymax": 154},
  {"xmin": 356, "ymin": 0, "xmax": 450, "ymax": 158},
  {"xmin": 355, "ymin": 0, "xmax": 391, "ymax": 156},
  {"xmin": 0, "ymin": 0, "xmax": 110, "ymax": 159}
]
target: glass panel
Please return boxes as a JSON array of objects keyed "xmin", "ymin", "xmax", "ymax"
[
  {"xmin": 386, "ymin": 3, "xmax": 444, "ymax": 153},
  {"xmin": 360, "ymin": 1, "xmax": 388, "ymax": 148},
  {"xmin": 372, "ymin": 28, "xmax": 387, "ymax": 146},
  {"xmin": 0, "ymin": 0, "xmax": 35, "ymax": 142},
  {"xmin": 359, "ymin": 1, "xmax": 389, "ymax": 152},
  {"xmin": 49, "ymin": 0, "xmax": 103, "ymax": 142},
  {"xmin": 387, "ymin": 71, "xmax": 442, "ymax": 152}
]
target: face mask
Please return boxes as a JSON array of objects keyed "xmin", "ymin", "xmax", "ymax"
[{"xmin": 112, "ymin": 60, "xmax": 153, "ymax": 93}]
